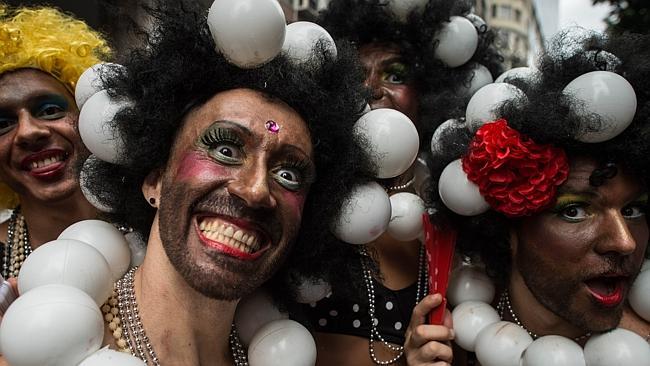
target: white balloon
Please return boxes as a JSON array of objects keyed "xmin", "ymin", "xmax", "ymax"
[
  {"xmin": 75, "ymin": 63, "xmax": 123, "ymax": 109},
  {"xmin": 452, "ymin": 301, "xmax": 500, "ymax": 351},
  {"xmin": 386, "ymin": 0, "xmax": 428, "ymax": 22},
  {"xmin": 474, "ymin": 321, "xmax": 533, "ymax": 366},
  {"xmin": 465, "ymin": 14, "xmax": 487, "ymax": 32},
  {"xmin": 248, "ymin": 319, "xmax": 317, "ymax": 366},
  {"xmin": 438, "ymin": 159, "xmax": 490, "ymax": 216},
  {"xmin": 0, "ymin": 285, "xmax": 104, "ymax": 366},
  {"xmin": 18, "ymin": 239, "xmax": 113, "ymax": 306},
  {"xmin": 354, "ymin": 108, "xmax": 419, "ymax": 179},
  {"xmin": 466, "ymin": 83, "xmax": 526, "ymax": 132},
  {"xmin": 333, "ymin": 182, "xmax": 391, "ymax": 244},
  {"xmin": 207, "ymin": 0, "xmax": 286, "ymax": 68},
  {"xmin": 563, "ymin": 71, "xmax": 637, "ymax": 143},
  {"xmin": 460, "ymin": 63, "xmax": 493, "ymax": 97},
  {"xmin": 628, "ymin": 269, "xmax": 650, "ymax": 322},
  {"xmin": 584, "ymin": 328, "xmax": 650, "ymax": 366},
  {"xmin": 521, "ymin": 336, "xmax": 585, "ymax": 366},
  {"xmin": 125, "ymin": 231, "xmax": 147, "ymax": 267},
  {"xmin": 78, "ymin": 90, "xmax": 129, "ymax": 164},
  {"xmin": 235, "ymin": 290, "xmax": 289, "ymax": 347},
  {"xmin": 79, "ymin": 155, "xmax": 115, "ymax": 213},
  {"xmin": 58, "ymin": 220, "xmax": 131, "ymax": 281},
  {"xmin": 447, "ymin": 265, "xmax": 495, "ymax": 307},
  {"xmin": 295, "ymin": 277, "xmax": 331, "ymax": 304},
  {"xmin": 494, "ymin": 66, "xmax": 537, "ymax": 84},
  {"xmin": 430, "ymin": 119, "xmax": 465, "ymax": 157},
  {"xmin": 435, "ymin": 16, "xmax": 479, "ymax": 68},
  {"xmin": 79, "ymin": 347, "xmax": 145, "ymax": 366},
  {"xmin": 387, "ymin": 193, "xmax": 425, "ymax": 242},
  {"xmin": 283, "ymin": 22, "xmax": 337, "ymax": 64},
  {"xmin": 642, "ymin": 259, "xmax": 650, "ymax": 272}
]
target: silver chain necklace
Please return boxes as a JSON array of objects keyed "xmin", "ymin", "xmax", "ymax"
[
  {"xmin": 496, "ymin": 289, "xmax": 591, "ymax": 342},
  {"xmin": 116, "ymin": 267, "xmax": 248, "ymax": 365},
  {"xmin": 360, "ymin": 244, "xmax": 427, "ymax": 365}
]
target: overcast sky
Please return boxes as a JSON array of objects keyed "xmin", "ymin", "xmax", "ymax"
[{"xmin": 558, "ymin": 0, "xmax": 612, "ymax": 33}]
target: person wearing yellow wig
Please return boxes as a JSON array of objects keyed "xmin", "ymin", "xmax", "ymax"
[{"xmin": 0, "ymin": 4, "xmax": 111, "ymax": 279}]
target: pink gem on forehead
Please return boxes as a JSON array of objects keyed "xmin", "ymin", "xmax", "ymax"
[{"xmin": 265, "ymin": 120, "xmax": 280, "ymax": 134}]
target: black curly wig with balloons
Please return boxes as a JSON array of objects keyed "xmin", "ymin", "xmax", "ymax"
[
  {"xmin": 318, "ymin": 0, "xmax": 504, "ymax": 149},
  {"xmin": 80, "ymin": 0, "xmax": 377, "ymax": 303},
  {"xmin": 427, "ymin": 30, "xmax": 650, "ymax": 286}
]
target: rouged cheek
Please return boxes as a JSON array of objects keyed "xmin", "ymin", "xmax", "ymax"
[
  {"xmin": 279, "ymin": 189, "xmax": 308, "ymax": 223},
  {"xmin": 175, "ymin": 151, "xmax": 229, "ymax": 183}
]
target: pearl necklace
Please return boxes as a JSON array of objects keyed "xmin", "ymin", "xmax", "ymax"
[
  {"xmin": 496, "ymin": 289, "xmax": 591, "ymax": 342},
  {"xmin": 360, "ymin": 244, "xmax": 427, "ymax": 365},
  {"xmin": 385, "ymin": 177, "xmax": 414, "ymax": 193},
  {"xmin": 2, "ymin": 208, "xmax": 32, "ymax": 279},
  {"xmin": 102, "ymin": 267, "xmax": 248, "ymax": 365}
]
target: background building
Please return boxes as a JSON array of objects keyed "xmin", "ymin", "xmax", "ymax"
[
  {"xmin": 278, "ymin": 0, "xmax": 329, "ymax": 22},
  {"xmin": 473, "ymin": 0, "xmax": 545, "ymax": 68}
]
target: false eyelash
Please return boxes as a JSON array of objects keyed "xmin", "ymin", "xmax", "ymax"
[
  {"xmin": 199, "ymin": 127, "xmax": 242, "ymax": 147},
  {"xmin": 283, "ymin": 158, "xmax": 316, "ymax": 184}
]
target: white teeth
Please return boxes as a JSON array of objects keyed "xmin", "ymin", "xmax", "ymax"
[
  {"xmin": 224, "ymin": 226, "xmax": 234, "ymax": 238},
  {"xmin": 199, "ymin": 218, "xmax": 262, "ymax": 254},
  {"xmin": 234, "ymin": 230, "xmax": 243, "ymax": 241},
  {"xmin": 30, "ymin": 155, "xmax": 64, "ymax": 170}
]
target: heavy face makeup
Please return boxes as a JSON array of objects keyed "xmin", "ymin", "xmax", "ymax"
[
  {"xmin": 512, "ymin": 157, "xmax": 648, "ymax": 333},
  {"xmin": 155, "ymin": 88, "xmax": 315, "ymax": 300},
  {"xmin": 0, "ymin": 69, "xmax": 85, "ymax": 204},
  {"xmin": 359, "ymin": 42, "xmax": 420, "ymax": 125}
]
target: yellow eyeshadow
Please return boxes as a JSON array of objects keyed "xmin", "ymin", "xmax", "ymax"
[{"xmin": 554, "ymin": 193, "xmax": 591, "ymax": 206}]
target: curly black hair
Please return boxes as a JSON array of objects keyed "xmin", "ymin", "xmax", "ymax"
[
  {"xmin": 427, "ymin": 30, "xmax": 650, "ymax": 285},
  {"xmin": 81, "ymin": 0, "xmax": 376, "ymax": 302},
  {"xmin": 318, "ymin": 0, "xmax": 504, "ymax": 149}
]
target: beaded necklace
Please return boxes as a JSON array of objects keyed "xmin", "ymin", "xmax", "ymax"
[
  {"xmin": 2, "ymin": 207, "xmax": 32, "ymax": 279},
  {"xmin": 496, "ymin": 289, "xmax": 592, "ymax": 343},
  {"xmin": 359, "ymin": 244, "xmax": 427, "ymax": 365},
  {"xmin": 102, "ymin": 267, "xmax": 248, "ymax": 365}
]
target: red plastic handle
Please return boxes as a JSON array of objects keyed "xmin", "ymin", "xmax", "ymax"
[{"xmin": 422, "ymin": 214, "xmax": 457, "ymax": 325}]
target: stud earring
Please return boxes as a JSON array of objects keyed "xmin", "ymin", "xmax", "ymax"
[{"xmin": 149, "ymin": 197, "xmax": 156, "ymax": 206}]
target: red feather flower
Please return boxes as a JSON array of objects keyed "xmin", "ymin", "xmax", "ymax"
[{"xmin": 461, "ymin": 119, "xmax": 569, "ymax": 217}]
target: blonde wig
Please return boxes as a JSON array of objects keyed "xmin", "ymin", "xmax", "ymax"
[{"xmin": 0, "ymin": 4, "xmax": 111, "ymax": 209}]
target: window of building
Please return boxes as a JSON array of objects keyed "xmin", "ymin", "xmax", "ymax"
[
  {"xmin": 515, "ymin": 9, "xmax": 522, "ymax": 22},
  {"xmin": 491, "ymin": 4, "xmax": 497, "ymax": 18},
  {"xmin": 499, "ymin": 5, "xmax": 512, "ymax": 20}
]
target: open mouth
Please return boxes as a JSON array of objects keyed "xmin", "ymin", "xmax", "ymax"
[
  {"xmin": 584, "ymin": 276, "xmax": 626, "ymax": 307},
  {"xmin": 196, "ymin": 216, "xmax": 268, "ymax": 260},
  {"xmin": 21, "ymin": 150, "xmax": 69, "ymax": 178}
]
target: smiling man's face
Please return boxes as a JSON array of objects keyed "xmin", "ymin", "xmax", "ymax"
[{"xmin": 153, "ymin": 88, "xmax": 315, "ymax": 300}]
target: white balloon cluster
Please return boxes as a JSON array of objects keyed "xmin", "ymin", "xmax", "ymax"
[
  {"xmin": 234, "ymin": 290, "xmax": 317, "ymax": 366},
  {"xmin": 76, "ymin": 64, "xmax": 129, "ymax": 165},
  {"xmin": 207, "ymin": 0, "xmax": 337, "ymax": 69},
  {"xmin": 449, "ymin": 265, "xmax": 650, "ymax": 366},
  {"xmin": 333, "ymin": 109, "xmax": 424, "ymax": 244},
  {"xmin": 0, "ymin": 220, "xmax": 142, "ymax": 366}
]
